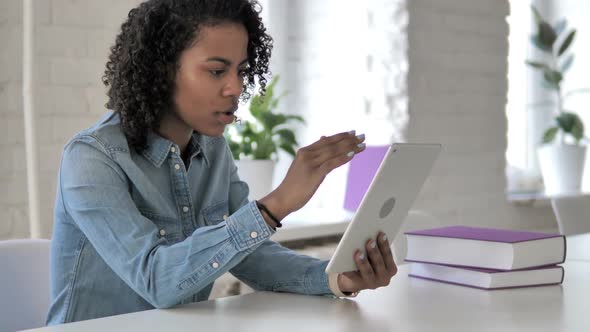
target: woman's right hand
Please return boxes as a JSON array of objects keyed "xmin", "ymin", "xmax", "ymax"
[{"xmin": 259, "ymin": 131, "xmax": 366, "ymax": 220}]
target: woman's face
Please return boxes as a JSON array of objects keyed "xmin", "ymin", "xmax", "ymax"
[{"xmin": 172, "ymin": 22, "xmax": 249, "ymax": 137}]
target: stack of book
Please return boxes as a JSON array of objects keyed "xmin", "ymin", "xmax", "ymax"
[{"xmin": 404, "ymin": 226, "xmax": 566, "ymax": 290}]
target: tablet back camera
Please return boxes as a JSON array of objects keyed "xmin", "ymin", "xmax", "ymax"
[{"xmin": 379, "ymin": 197, "xmax": 396, "ymax": 219}]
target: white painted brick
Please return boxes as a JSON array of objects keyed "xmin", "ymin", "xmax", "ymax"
[
  {"xmin": 410, "ymin": 31, "xmax": 507, "ymax": 57},
  {"xmin": 0, "ymin": 0, "xmax": 22, "ymax": 25},
  {"xmin": 409, "ymin": 112, "xmax": 506, "ymax": 140},
  {"xmin": 0, "ymin": 173, "xmax": 28, "ymax": 205},
  {"xmin": 410, "ymin": 71, "xmax": 507, "ymax": 95},
  {"xmin": 85, "ymin": 86, "xmax": 109, "ymax": 115},
  {"xmin": 411, "ymin": 50, "xmax": 507, "ymax": 75},
  {"xmin": 0, "ymin": 205, "xmax": 29, "ymax": 240},
  {"xmin": 0, "ymin": 115, "xmax": 25, "ymax": 145},
  {"xmin": 410, "ymin": 0, "xmax": 509, "ymax": 17},
  {"xmin": 409, "ymin": 10, "xmax": 509, "ymax": 37},
  {"xmin": 34, "ymin": 56, "xmax": 52, "ymax": 84},
  {"xmin": 0, "ymin": 82, "xmax": 23, "ymax": 113},
  {"xmin": 36, "ymin": 85, "xmax": 89, "ymax": 115},
  {"xmin": 39, "ymin": 144, "xmax": 64, "ymax": 173},
  {"xmin": 411, "ymin": 91, "xmax": 508, "ymax": 116},
  {"xmin": 86, "ymin": 28, "xmax": 118, "ymax": 61},
  {"xmin": 0, "ymin": 26, "xmax": 23, "ymax": 83},
  {"xmin": 38, "ymin": 114, "xmax": 99, "ymax": 144},
  {"xmin": 0, "ymin": 145, "xmax": 26, "ymax": 174},
  {"xmin": 51, "ymin": 0, "xmax": 141, "ymax": 28},
  {"xmin": 36, "ymin": 26, "xmax": 88, "ymax": 57},
  {"xmin": 50, "ymin": 57, "xmax": 105, "ymax": 86},
  {"xmin": 34, "ymin": 0, "xmax": 52, "ymax": 26},
  {"xmin": 409, "ymin": 90, "xmax": 507, "ymax": 115}
]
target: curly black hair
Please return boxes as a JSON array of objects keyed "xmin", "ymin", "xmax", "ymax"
[{"xmin": 102, "ymin": 0, "xmax": 273, "ymax": 152}]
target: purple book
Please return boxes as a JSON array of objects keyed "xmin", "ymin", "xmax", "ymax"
[
  {"xmin": 404, "ymin": 226, "xmax": 567, "ymax": 271},
  {"xmin": 408, "ymin": 262, "xmax": 565, "ymax": 290}
]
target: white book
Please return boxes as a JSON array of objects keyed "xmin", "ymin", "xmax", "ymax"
[{"xmin": 409, "ymin": 262, "xmax": 565, "ymax": 290}]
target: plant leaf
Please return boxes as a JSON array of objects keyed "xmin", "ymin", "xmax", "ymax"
[
  {"xmin": 538, "ymin": 22, "xmax": 557, "ymax": 48},
  {"xmin": 279, "ymin": 143, "xmax": 297, "ymax": 157},
  {"xmin": 556, "ymin": 113, "xmax": 577, "ymax": 132},
  {"xmin": 530, "ymin": 35, "xmax": 552, "ymax": 52},
  {"xmin": 572, "ymin": 116, "xmax": 585, "ymax": 142},
  {"xmin": 560, "ymin": 54, "xmax": 574, "ymax": 73},
  {"xmin": 559, "ymin": 112, "xmax": 585, "ymax": 142},
  {"xmin": 543, "ymin": 69, "xmax": 563, "ymax": 87},
  {"xmin": 275, "ymin": 128, "xmax": 297, "ymax": 146},
  {"xmin": 285, "ymin": 115, "xmax": 306, "ymax": 123},
  {"xmin": 558, "ymin": 30, "xmax": 576, "ymax": 56},
  {"xmin": 530, "ymin": 5, "xmax": 543, "ymax": 24},
  {"xmin": 525, "ymin": 61, "xmax": 550, "ymax": 70},
  {"xmin": 542, "ymin": 127, "xmax": 559, "ymax": 144}
]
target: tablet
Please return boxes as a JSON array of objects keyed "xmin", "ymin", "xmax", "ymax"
[{"xmin": 325, "ymin": 143, "xmax": 441, "ymax": 274}]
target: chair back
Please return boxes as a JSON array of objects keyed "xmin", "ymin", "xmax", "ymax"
[{"xmin": 0, "ymin": 239, "xmax": 51, "ymax": 331}]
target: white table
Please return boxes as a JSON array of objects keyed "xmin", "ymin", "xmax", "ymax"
[{"xmin": 24, "ymin": 261, "xmax": 590, "ymax": 332}]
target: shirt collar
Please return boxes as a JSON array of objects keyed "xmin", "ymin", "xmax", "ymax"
[{"xmin": 142, "ymin": 131, "xmax": 210, "ymax": 168}]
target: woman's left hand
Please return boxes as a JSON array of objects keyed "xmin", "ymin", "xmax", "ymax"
[{"xmin": 337, "ymin": 232, "xmax": 398, "ymax": 294}]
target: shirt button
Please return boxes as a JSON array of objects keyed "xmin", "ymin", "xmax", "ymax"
[
  {"xmin": 211, "ymin": 262, "xmax": 219, "ymax": 269},
  {"xmin": 250, "ymin": 231, "xmax": 258, "ymax": 239},
  {"xmin": 183, "ymin": 206, "xmax": 189, "ymax": 213},
  {"xmin": 159, "ymin": 229, "xmax": 166, "ymax": 236},
  {"xmin": 223, "ymin": 214, "xmax": 228, "ymax": 220},
  {"xmin": 170, "ymin": 147, "xmax": 176, "ymax": 153},
  {"xmin": 174, "ymin": 164, "xmax": 180, "ymax": 170}
]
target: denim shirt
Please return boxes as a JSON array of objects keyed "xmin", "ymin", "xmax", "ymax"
[{"xmin": 47, "ymin": 112, "xmax": 333, "ymax": 325}]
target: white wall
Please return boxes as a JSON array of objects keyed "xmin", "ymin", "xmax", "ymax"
[{"xmin": 407, "ymin": 0, "xmax": 555, "ymax": 230}]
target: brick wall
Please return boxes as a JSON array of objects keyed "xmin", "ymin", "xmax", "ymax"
[
  {"xmin": 0, "ymin": 0, "xmax": 28, "ymax": 238},
  {"xmin": 1, "ymin": 0, "xmax": 557, "ymax": 239},
  {"xmin": 407, "ymin": 0, "xmax": 556, "ymax": 230},
  {"xmin": 1, "ymin": 0, "xmax": 141, "ymax": 239}
]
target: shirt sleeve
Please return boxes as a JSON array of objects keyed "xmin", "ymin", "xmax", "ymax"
[
  {"xmin": 328, "ymin": 273, "xmax": 358, "ymax": 298},
  {"xmin": 229, "ymin": 240, "xmax": 333, "ymax": 295},
  {"xmin": 59, "ymin": 136, "xmax": 273, "ymax": 308}
]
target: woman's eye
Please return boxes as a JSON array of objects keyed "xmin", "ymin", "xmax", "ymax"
[{"xmin": 210, "ymin": 70, "xmax": 225, "ymax": 77}]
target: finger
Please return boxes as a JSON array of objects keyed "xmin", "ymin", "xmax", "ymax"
[
  {"xmin": 342, "ymin": 271, "xmax": 363, "ymax": 286},
  {"xmin": 354, "ymin": 249, "xmax": 376, "ymax": 287},
  {"xmin": 313, "ymin": 132, "xmax": 365, "ymax": 158},
  {"xmin": 307, "ymin": 131, "xmax": 356, "ymax": 150},
  {"xmin": 314, "ymin": 136, "xmax": 366, "ymax": 172},
  {"xmin": 308, "ymin": 131, "xmax": 366, "ymax": 155},
  {"xmin": 377, "ymin": 232, "xmax": 398, "ymax": 276},
  {"xmin": 366, "ymin": 237, "xmax": 388, "ymax": 283}
]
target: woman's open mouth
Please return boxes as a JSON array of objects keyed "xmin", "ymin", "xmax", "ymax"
[{"xmin": 216, "ymin": 111, "xmax": 237, "ymax": 125}]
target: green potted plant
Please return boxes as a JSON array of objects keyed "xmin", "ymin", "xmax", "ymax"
[
  {"xmin": 527, "ymin": 5, "xmax": 588, "ymax": 195},
  {"xmin": 225, "ymin": 76, "xmax": 304, "ymax": 200}
]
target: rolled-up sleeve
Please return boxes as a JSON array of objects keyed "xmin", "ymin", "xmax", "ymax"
[
  {"xmin": 60, "ymin": 136, "xmax": 272, "ymax": 308},
  {"xmin": 229, "ymin": 240, "xmax": 333, "ymax": 296}
]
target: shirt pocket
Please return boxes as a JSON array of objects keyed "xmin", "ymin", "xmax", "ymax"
[
  {"xmin": 202, "ymin": 200, "xmax": 230, "ymax": 226},
  {"xmin": 140, "ymin": 211, "xmax": 183, "ymax": 243}
]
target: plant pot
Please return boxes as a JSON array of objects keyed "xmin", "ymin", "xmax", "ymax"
[
  {"xmin": 537, "ymin": 144, "xmax": 587, "ymax": 195},
  {"xmin": 234, "ymin": 159, "xmax": 276, "ymax": 201}
]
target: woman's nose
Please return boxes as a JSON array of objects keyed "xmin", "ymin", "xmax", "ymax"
[{"xmin": 222, "ymin": 74, "xmax": 243, "ymax": 97}]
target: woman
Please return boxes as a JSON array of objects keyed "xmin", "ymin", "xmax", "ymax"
[{"xmin": 47, "ymin": 0, "xmax": 397, "ymax": 325}]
